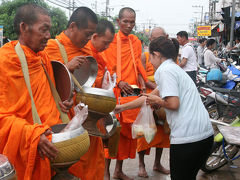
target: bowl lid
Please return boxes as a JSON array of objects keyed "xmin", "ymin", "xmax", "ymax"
[
  {"xmin": 51, "ymin": 60, "xmax": 74, "ymax": 101},
  {"xmin": 73, "ymin": 56, "xmax": 98, "ymax": 88},
  {"xmin": 0, "ymin": 154, "xmax": 15, "ymax": 179}
]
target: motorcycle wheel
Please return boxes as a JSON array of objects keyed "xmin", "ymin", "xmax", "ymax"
[{"xmin": 201, "ymin": 141, "xmax": 239, "ymax": 173}]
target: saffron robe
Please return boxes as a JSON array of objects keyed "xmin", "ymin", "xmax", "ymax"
[
  {"xmin": 46, "ymin": 32, "xmax": 105, "ymax": 180},
  {"xmin": 103, "ymin": 30, "xmax": 148, "ymax": 160},
  {"xmin": 0, "ymin": 41, "xmax": 62, "ymax": 180}
]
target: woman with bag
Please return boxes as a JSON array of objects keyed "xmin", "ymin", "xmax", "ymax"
[{"xmin": 114, "ymin": 36, "xmax": 214, "ymax": 180}]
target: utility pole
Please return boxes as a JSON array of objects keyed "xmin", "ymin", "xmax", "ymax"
[
  {"xmin": 106, "ymin": 0, "xmax": 109, "ymax": 19},
  {"xmin": 230, "ymin": 0, "xmax": 236, "ymax": 47},
  {"xmin": 192, "ymin": 5, "xmax": 204, "ymax": 25}
]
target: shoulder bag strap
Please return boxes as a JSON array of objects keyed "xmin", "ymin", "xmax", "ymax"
[
  {"xmin": 128, "ymin": 38, "xmax": 139, "ymax": 85},
  {"xmin": 41, "ymin": 62, "xmax": 70, "ymax": 123},
  {"xmin": 55, "ymin": 39, "xmax": 84, "ymax": 92},
  {"xmin": 15, "ymin": 42, "xmax": 42, "ymax": 124}
]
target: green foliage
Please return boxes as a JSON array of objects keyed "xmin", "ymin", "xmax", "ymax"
[
  {"xmin": 49, "ymin": 7, "xmax": 67, "ymax": 38},
  {"xmin": 0, "ymin": 0, "xmax": 67, "ymax": 40},
  {"xmin": 134, "ymin": 31, "xmax": 149, "ymax": 46}
]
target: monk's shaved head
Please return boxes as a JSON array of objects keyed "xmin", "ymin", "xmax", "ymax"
[
  {"xmin": 14, "ymin": 3, "xmax": 50, "ymax": 36},
  {"xmin": 67, "ymin": 7, "xmax": 98, "ymax": 29},
  {"xmin": 150, "ymin": 27, "xmax": 167, "ymax": 41},
  {"xmin": 118, "ymin": 7, "xmax": 136, "ymax": 19}
]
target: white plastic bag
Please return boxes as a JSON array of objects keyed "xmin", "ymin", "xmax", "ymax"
[
  {"xmin": 51, "ymin": 103, "xmax": 88, "ymax": 143},
  {"xmin": 61, "ymin": 102, "xmax": 88, "ymax": 132},
  {"xmin": 102, "ymin": 69, "xmax": 116, "ymax": 90},
  {"xmin": 132, "ymin": 100, "xmax": 157, "ymax": 144}
]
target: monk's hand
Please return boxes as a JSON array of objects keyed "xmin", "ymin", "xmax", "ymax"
[
  {"xmin": 118, "ymin": 81, "xmax": 134, "ymax": 95},
  {"xmin": 38, "ymin": 129, "xmax": 58, "ymax": 161},
  {"xmin": 66, "ymin": 56, "xmax": 87, "ymax": 72},
  {"xmin": 59, "ymin": 99, "xmax": 73, "ymax": 113}
]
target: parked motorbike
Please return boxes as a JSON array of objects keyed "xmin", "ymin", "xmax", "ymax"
[{"xmin": 201, "ymin": 89, "xmax": 240, "ymax": 173}]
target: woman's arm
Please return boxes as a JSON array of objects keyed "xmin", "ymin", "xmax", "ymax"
[
  {"xmin": 114, "ymin": 96, "xmax": 146, "ymax": 114},
  {"xmin": 145, "ymin": 94, "xmax": 180, "ymax": 110}
]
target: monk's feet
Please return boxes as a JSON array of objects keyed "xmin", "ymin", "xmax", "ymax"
[
  {"xmin": 104, "ymin": 171, "xmax": 110, "ymax": 180},
  {"xmin": 113, "ymin": 171, "xmax": 133, "ymax": 180},
  {"xmin": 153, "ymin": 164, "xmax": 170, "ymax": 174},
  {"xmin": 138, "ymin": 165, "xmax": 148, "ymax": 178}
]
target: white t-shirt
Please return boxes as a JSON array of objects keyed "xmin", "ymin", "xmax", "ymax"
[
  {"xmin": 181, "ymin": 43, "xmax": 198, "ymax": 71},
  {"xmin": 203, "ymin": 48, "xmax": 221, "ymax": 69},
  {"xmin": 154, "ymin": 59, "xmax": 213, "ymax": 144},
  {"xmin": 197, "ymin": 45, "xmax": 204, "ymax": 65}
]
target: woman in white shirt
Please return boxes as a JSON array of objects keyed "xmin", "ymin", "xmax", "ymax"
[
  {"xmin": 115, "ymin": 36, "xmax": 214, "ymax": 180},
  {"xmin": 204, "ymin": 39, "xmax": 224, "ymax": 69}
]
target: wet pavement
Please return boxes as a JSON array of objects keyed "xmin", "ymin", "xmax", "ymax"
[{"xmin": 109, "ymin": 148, "xmax": 240, "ymax": 180}]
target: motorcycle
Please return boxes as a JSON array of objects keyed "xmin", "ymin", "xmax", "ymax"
[{"xmin": 201, "ymin": 89, "xmax": 240, "ymax": 173}]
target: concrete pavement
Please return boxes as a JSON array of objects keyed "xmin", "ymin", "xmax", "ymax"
[{"xmin": 109, "ymin": 148, "xmax": 240, "ymax": 180}]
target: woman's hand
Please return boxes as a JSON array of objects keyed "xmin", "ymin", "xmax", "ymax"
[
  {"xmin": 114, "ymin": 105, "xmax": 125, "ymax": 114},
  {"xmin": 141, "ymin": 93, "xmax": 163, "ymax": 107}
]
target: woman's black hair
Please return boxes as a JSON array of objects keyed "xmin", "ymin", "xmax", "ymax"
[{"xmin": 149, "ymin": 36, "xmax": 179, "ymax": 61}]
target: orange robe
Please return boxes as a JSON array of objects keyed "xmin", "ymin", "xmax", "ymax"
[
  {"xmin": 45, "ymin": 32, "xmax": 105, "ymax": 180},
  {"xmin": 137, "ymin": 52, "xmax": 170, "ymax": 154},
  {"xmin": 88, "ymin": 40, "xmax": 112, "ymax": 88},
  {"xmin": 0, "ymin": 41, "xmax": 62, "ymax": 180},
  {"xmin": 103, "ymin": 30, "xmax": 148, "ymax": 160}
]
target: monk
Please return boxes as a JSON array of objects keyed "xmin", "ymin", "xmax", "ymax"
[
  {"xmin": 0, "ymin": 3, "xmax": 72, "ymax": 180},
  {"xmin": 45, "ymin": 7, "xmax": 106, "ymax": 180},
  {"xmin": 87, "ymin": 19, "xmax": 115, "ymax": 88},
  {"xmin": 137, "ymin": 27, "xmax": 170, "ymax": 178},
  {"xmin": 103, "ymin": 7, "xmax": 149, "ymax": 180}
]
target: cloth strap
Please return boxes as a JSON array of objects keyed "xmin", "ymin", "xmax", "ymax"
[
  {"xmin": 55, "ymin": 39, "xmax": 84, "ymax": 92},
  {"xmin": 41, "ymin": 62, "xmax": 69, "ymax": 123},
  {"xmin": 116, "ymin": 32, "xmax": 138, "ymax": 85},
  {"xmin": 15, "ymin": 42, "xmax": 69, "ymax": 124},
  {"xmin": 15, "ymin": 42, "xmax": 42, "ymax": 124}
]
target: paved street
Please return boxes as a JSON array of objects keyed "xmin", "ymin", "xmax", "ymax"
[{"xmin": 109, "ymin": 148, "xmax": 240, "ymax": 180}]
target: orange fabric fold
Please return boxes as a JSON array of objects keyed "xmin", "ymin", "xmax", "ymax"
[
  {"xmin": 88, "ymin": 41, "xmax": 112, "ymax": 88},
  {"xmin": 0, "ymin": 41, "xmax": 62, "ymax": 180},
  {"xmin": 46, "ymin": 33, "xmax": 105, "ymax": 180},
  {"xmin": 103, "ymin": 31, "xmax": 146, "ymax": 160},
  {"xmin": 103, "ymin": 30, "xmax": 147, "ymax": 87},
  {"xmin": 137, "ymin": 52, "xmax": 170, "ymax": 153}
]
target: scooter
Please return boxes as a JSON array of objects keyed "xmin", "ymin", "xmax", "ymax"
[{"xmin": 201, "ymin": 89, "xmax": 240, "ymax": 173}]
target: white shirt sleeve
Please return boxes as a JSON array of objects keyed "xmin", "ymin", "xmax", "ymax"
[{"xmin": 157, "ymin": 68, "xmax": 179, "ymax": 99}]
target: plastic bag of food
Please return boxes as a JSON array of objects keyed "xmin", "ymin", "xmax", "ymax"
[
  {"xmin": 61, "ymin": 102, "xmax": 88, "ymax": 132},
  {"xmin": 132, "ymin": 100, "xmax": 157, "ymax": 143},
  {"xmin": 102, "ymin": 69, "xmax": 116, "ymax": 90}
]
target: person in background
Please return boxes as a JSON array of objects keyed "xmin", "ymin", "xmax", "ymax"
[
  {"xmin": 204, "ymin": 39, "xmax": 225, "ymax": 70},
  {"xmin": 177, "ymin": 31, "xmax": 198, "ymax": 83},
  {"xmin": 103, "ymin": 7, "xmax": 148, "ymax": 180},
  {"xmin": 114, "ymin": 36, "xmax": 214, "ymax": 180},
  {"xmin": 137, "ymin": 27, "xmax": 170, "ymax": 178},
  {"xmin": 232, "ymin": 37, "xmax": 240, "ymax": 50},
  {"xmin": 86, "ymin": 19, "xmax": 115, "ymax": 88},
  {"xmin": 197, "ymin": 38, "xmax": 207, "ymax": 67}
]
